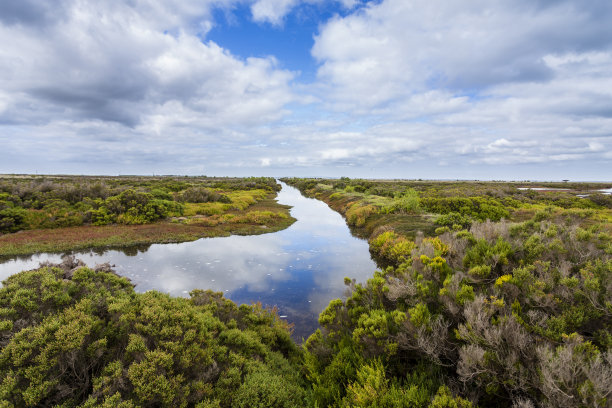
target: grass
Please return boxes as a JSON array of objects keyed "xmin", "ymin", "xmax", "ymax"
[{"xmin": 0, "ymin": 196, "xmax": 295, "ymax": 258}]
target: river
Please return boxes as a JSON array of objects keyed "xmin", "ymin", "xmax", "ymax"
[{"xmin": 0, "ymin": 182, "xmax": 377, "ymax": 340}]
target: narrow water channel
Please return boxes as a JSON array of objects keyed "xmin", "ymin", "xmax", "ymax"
[{"xmin": 0, "ymin": 182, "xmax": 377, "ymax": 340}]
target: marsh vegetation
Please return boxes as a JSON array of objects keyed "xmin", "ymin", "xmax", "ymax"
[
  {"xmin": 0, "ymin": 176, "xmax": 294, "ymax": 257},
  {"xmin": 283, "ymin": 178, "xmax": 612, "ymax": 407},
  {"xmin": 1, "ymin": 176, "xmax": 611, "ymax": 407}
]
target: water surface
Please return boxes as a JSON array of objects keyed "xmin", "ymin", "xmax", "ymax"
[{"xmin": 0, "ymin": 183, "xmax": 377, "ymax": 340}]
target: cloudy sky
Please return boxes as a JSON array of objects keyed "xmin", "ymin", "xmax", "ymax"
[{"xmin": 1, "ymin": 0, "xmax": 611, "ymax": 180}]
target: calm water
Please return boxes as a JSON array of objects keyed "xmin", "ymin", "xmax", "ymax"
[{"xmin": 0, "ymin": 183, "xmax": 377, "ymax": 340}]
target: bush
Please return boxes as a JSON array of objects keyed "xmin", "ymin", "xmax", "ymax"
[
  {"xmin": 176, "ymin": 187, "xmax": 231, "ymax": 204},
  {"xmin": 383, "ymin": 189, "xmax": 420, "ymax": 214},
  {"xmin": 588, "ymin": 193, "xmax": 612, "ymax": 209},
  {"xmin": 310, "ymin": 212, "xmax": 611, "ymax": 408},
  {"xmin": 0, "ymin": 263, "xmax": 306, "ymax": 407},
  {"xmin": 0, "ymin": 207, "xmax": 28, "ymax": 233},
  {"xmin": 422, "ymin": 197, "xmax": 509, "ymax": 221},
  {"xmin": 347, "ymin": 204, "xmax": 378, "ymax": 227},
  {"xmin": 435, "ymin": 212, "xmax": 472, "ymax": 229},
  {"xmin": 0, "ymin": 176, "xmax": 281, "ymax": 232}
]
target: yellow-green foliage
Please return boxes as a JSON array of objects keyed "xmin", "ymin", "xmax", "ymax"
[
  {"xmin": 0, "ymin": 176, "xmax": 280, "ymax": 233},
  {"xmin": 226, "ymin": 189, "xmax": 268, "ymax": 210},
  {"xmin": 370, "ymin": 231, "xmax": 416, "ymax": 265},
  {"xmin": 381, "ymin": 189, "xmax": 420, "ymax": 214},
  {"xmin": 429, "ymin": 386, "xmax": 473, "ymax": 408},
  {"xmin": 468, "ymin": 264, "xmax": 491, "ymax": 278},
  {"xmin": 307, "ymin": 205, "xmax": 611, "ymax": 408},
  {"xmin": 341, "ymin": 360, "xmax": 447, "ymax": 408},
  {"xmin": 423, "ymin": 237, "xmax": 449, "ymax": 256},
  {"xmin": 346, "ymin": 203, "xmax": 378, "ymax": 227},
  {"xmin": 408, "ymin": 303, "xmax": 431, "ymax": 329},
  {"xmin": 495, "ymin": 274, "xmax": 512, "ymax": 288},
  {"xmin": 389, "ymin": 240, "xmax": 416, "ymax": 263},
  {"xmin": 220, "ymin": 210, "xmax": 287, "ymax": 225},
  {"xmin": 318, "ymin": 299, "xmax": 344, "ymax": 327},
  {"xmin": 0, "ymin": 264, "xmax": 306, "ymax": 407},
  {"xmin": 184, "ymin": 202, "xmax": 228, "ymax": 216},
  {"xmin": 182, "ymin": 189, "xmax": 269, "ymax": 217},
  {"xmin": 240, "ymin": 211, "xmax": 287, "ymax": 224}
]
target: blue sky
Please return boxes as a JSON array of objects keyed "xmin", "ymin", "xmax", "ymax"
[
  {"xmin": 208, "ymin": 2, "xmax": 351, "ymax": 80},
  {"xmin": 0, "ymin": 0, "xmax": 611, "ymax": 180}
]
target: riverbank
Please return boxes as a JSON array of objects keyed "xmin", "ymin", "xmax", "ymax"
[
  {"xmin": 280, "ymin": 178, "xmax": 438, "ymax": 242},
  {"xmin": 282, "ymin": 177, "xmax": 612, "ymax": 408},
  {"xmin": 0, "ymin": 196, "xmax": 295, "ymax": 258},
  {"xmin": 281, "ymin": 178, "xmax": 612, "ymax": 240}
]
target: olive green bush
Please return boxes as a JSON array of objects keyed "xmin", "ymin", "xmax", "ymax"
[{"xmin": 0, "ymin": 259, "xmax": 306, "ymax": 407}]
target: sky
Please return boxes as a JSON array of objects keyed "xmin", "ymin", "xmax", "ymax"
[{"xmin": 1, "ymin": 0, "xmax": 611, "ymax": 180}]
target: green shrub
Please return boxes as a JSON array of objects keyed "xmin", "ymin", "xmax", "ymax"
[
  {"xmin": 383, "ymin": 189, "xmax": 420, "ymax": 214},
  {"xmin": 0, "ymin": 207, "xmax": 28, "ymax": 233},
  {"xmin": 0, "ymin": 263, "xmax": 305, "ymax": 408},
  {"xmin": 435, "ymin": 212, "xmax": 471, "ymax": 228},
  {"xmin": 176, "ymin": 187, "xmax": 231, "ymax": 204}
]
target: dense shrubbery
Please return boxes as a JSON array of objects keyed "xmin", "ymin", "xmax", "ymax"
[
  {"xmin": 303, "ymin": 215, "xmax": 611, "ymax": 407},
  {"xmin": 176, "ymin": 187, "xmax": 231, "ymax": 204},
  {"xmin": 0, "ymin": 259, "xmax": 306, "ymax": 407},
  {"xmin": 283, "ymin": 178, "xmax": 611, "ymax": 238},
  {"xmin": 383, "ymin": 189, "xmax": 421, "ymax": 214},
  {"xmin": 0, "ymin": 176, "xmax": 279, "ymax": 233},
  {"xmin": 369, "ymin": 230, "xmax": 417, "ymax": 266},
  {"xmin": 279, "ymin": 177, "xmax": 612, "ymax": 407},
  {"xmin": 0, "ymin": 207, "xmax": 28, "ymax": 233},
  {"xmin": 420, "ymin": 197, "xmax": 510, "ymax": 222},
  {"xmin": 434, "ymin": 212, "xmax": 472, "ymax": 229},
  {"xmin": 85, "ymin": 189, "xmax": 183, "ymax": 226},
  {"xmin": 589, "ymin": 193, "xmax": 612, "ymax": 209},
  {"xmin": 2, "ymin": 177, "xmax": 611, "ymax": 407}
]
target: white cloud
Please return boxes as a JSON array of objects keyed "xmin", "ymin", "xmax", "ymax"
[
  {"xmin": 1, "ymin": 0, "xmax": 611, "ymax": 179},
  {"xmin": 0, "ymin": 0, "xmax": 295, "ymax": 134},
  {"xmin": 313, "ymin": 0, "xmax": 612, "ymax": 108},
  {"xmin": 308, "ymin": 0, "xmax": 612, "ymax": 171},
  {"xmin": 251, "ymin": 0, "xmax": 299, "ymax": 25}
]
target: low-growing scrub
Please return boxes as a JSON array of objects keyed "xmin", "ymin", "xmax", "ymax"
[
  {"xmin": 283, "ymin": 177, "xmax": 611, "ymax": 407},
  {"xmin": 284, "ymin": 178, "xmax": 612, "ymax": 407},
  {"xmin": 0, "ymin": 259, "xmax": 306, "ymax": 407},
  {"xmin": 0, "ymin": 176, "xmax": 280, "ymax": 234},
  {"xmin": 2, "ymin": 177, "xmax": 611, "ymax": 407},
  {"xmin": 0, "ymin": 176, "xmax": 294, "ymax": 257},
  {"xmin": 305, "ymin": 217, "xmax": 611, "ymax": 407}
]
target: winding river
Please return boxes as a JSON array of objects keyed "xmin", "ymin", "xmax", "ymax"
[{"xmin": 0, "ymin": 182, "xmax": 377, "ymax": 340}]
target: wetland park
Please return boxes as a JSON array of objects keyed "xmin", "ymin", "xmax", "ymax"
[
  {"xmin": 0, "ymin": 175, "xmax": 610, "ymax": 407},
  {"xmin": 2, "ymin": 1, "xmax": 612, "ymax": 406}
]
